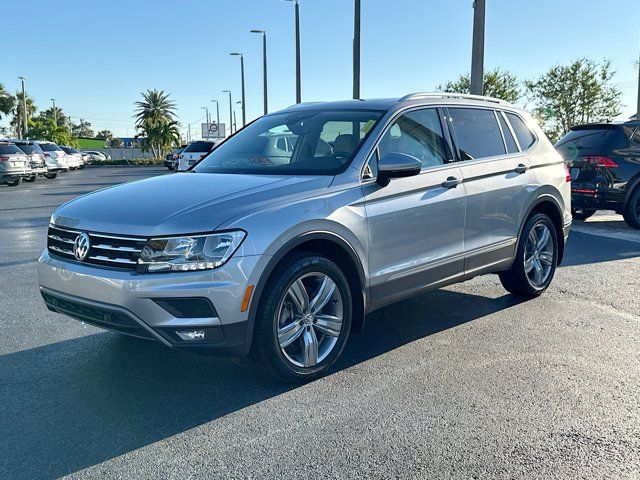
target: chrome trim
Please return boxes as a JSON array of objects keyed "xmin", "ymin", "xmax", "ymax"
[
  {"xmin": 48, "ymin": 234, "xmax": 74, "ymax": 244},
  {"xmin": 49, "ymin": 245, "xmax": 73, "ymax": 255},
  {"xmin": 88, "ymin": 255, "xmax": 137, "ymax": 265},
  {"xmin": 92, "ymin": 243, "xmax": 143, "ymax": 253}
]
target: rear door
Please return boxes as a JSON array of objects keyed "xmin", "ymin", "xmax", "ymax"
[
  {"xmin": 445, "ymin": 107, "xmax": 537, "ymax": 276},
  {"xmin": 363, "ymin": 107, "xmax": 467, "ymax": 309}
]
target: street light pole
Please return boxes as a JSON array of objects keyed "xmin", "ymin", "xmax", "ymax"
[
  {"xmin": 353, "ymin": 0, "xmax": 361, "ymax": 99},
  {"xmin": 251, "ymin": 29, "xmax": 269, "ymax": 115},
  {"xmin": 636, "ymin": 48, "xmax": 640, "ymax": 118},
  {"xmin": 222, "ymin": 90, "xmax": 233, "ymax": 135},
  {"xmin": 285, "ymin": 0, "xmax": 301, "ymax": 103},
  {"xmin": 18, "ymin": 76, "xmax": 28, "ymax": 137},
  {"xmin": 210, "ymin": 100, "xmax": 220, "ymax": 126},
  {"xmin": 51, "ymin": 98, "xmax": 57, "ymax": 124},
  {"xmin": 230, "ymin": 52, "xmax": 246, "ymax": 127},
  {"xmin": 470, "ymin": 0, "xmax": 486, "ymax": 95}
]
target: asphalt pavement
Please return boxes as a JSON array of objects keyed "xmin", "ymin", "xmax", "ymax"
[{"xmin": 1, "ymin": 167, "xmax": 639, "ymax": 479}]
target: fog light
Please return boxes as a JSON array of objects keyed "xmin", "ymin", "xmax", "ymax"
[{"xmin": 175, "ymin": 330, "xmax": 206, "ymax": 341}]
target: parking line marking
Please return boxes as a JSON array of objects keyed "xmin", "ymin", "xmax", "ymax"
[{"xmin": 572, "ymin": 224, "xmax": 640, "ymax": 244}]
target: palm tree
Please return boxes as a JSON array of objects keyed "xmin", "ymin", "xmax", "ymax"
[
  {"xmin": 133, "ymin": 89, "xmax": 179, "ymax": 159},
  {"xmin": 0, "ymin": 83, "xmax": 15, "ymax": 121},
  {"xmin": 11, "ymin": 92, "xmax": 36, "ymax": 138},
  {"xmin": 134, "ymin": 89, "xmax": 177, "ymax": 126}
]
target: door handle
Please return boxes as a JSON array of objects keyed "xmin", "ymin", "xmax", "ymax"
[
  {"xmin": 441, "ymin": 176, "xmax": 462, "ymax": 189},
  {"xmin": 514, "ymin": 163, "xmax": 529, "ymax": 174}
]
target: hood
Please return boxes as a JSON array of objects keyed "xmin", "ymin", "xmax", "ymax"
[{"xmin": 52, "ymin": 172, "xmax": 333, "ymax": 236}]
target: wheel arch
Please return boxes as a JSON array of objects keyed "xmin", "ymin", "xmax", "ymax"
[
  {"xmin": 242, "ymin": 231, "xmax": 367, "ymax": 355},
  {"xmin": 519, "ymin": 194, "xmax": 566, "ymax": 264}
]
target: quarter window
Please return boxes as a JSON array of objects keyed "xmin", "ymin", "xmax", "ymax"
[
  {"xmin": 378, "ymin": 108, "xmax": 450, "ymax": 169},
  {"xmin": 506, "ymin": 112, "xmax": 536, "ymax": 150},
  {"xmin": 497, "ymin": 112, "xmax": 519, "ymax": 154},
  {"xmin": 448, "ymin": 108, "xmax": 506, "ymax": 160}
]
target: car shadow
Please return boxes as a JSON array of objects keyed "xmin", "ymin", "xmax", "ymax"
[
  {"xmin": 0, "ymin": 288, "xmax": 523, "ymax": 479},
  {"xmin": 561, "ymin": 231, "xmax": 640, "ymax": 267}
]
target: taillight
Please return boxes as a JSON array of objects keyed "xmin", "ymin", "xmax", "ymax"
[
  {"xmin": 0, "ymin": 156, "xmax": 9, "ymax": 162},
  {"xmin": 563, "ymin": 163, "xmax": 571, "ymax": 183},
  {"xmin": 582, "ymin": 156, "xmax": 618, "ymax": 168}
]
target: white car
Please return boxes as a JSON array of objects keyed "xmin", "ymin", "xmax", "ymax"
[
  {"xmin": 61, "ymin": 146, "xmax": 84, "ymax": 169},
  {"xmin": 177, "ymin": 140, "xmax": 219, "ymax": 171},
  {"xmin": 37, "ymin": 141, "xmax": 71, "ymax": 172},
  {"xmin": 0, "ymin": 141, "xmax": 30, "ymax": 186},
  {"xmin": 82, "ymin": 150, "xmax": 109, "ymax": 162}
]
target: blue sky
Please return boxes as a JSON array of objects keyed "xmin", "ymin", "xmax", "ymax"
[{"xmin": 2, "ymin": 0, "xmax": 639, "ymax": 138}]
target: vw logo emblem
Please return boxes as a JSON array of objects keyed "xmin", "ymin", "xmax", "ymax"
[{"xmin": 73, "ymin": 233, "xmax": 91, "ymax": 261}]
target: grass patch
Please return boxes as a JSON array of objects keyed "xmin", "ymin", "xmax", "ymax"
[{"xmin": 77, "ymin": 138, "xmax": 107, "ymax": 149}]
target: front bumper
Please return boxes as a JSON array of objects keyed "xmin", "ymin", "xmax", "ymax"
[{"xmin": 37, "ymin": 250, "xmax": 263, "ymax": 355}]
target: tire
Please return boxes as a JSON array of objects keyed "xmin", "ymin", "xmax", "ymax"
[
  {"xmin": 44, "ymin": 173, "xmax": 58, "ymax": 179},
  {"xmin": 24, "ymin": 175, "xmax": 37, "ymax": 183},
  {"xmin": 623, "ymin": 188, "xmax": 640, "ymax": 230},
  {"xmin": 6, "ymin": 177, "xmax": 22, "ymax": 187},
  {"xmin": 571, "ymin": 208, "xmax": 595, "ymax": 221},
  {"xmin": 250, "ymin": 252, "xmax": 352, "ymax": 383},
  {"xmin": 499, "ymin": 213, "xmax": 559, "ymax": 298}
]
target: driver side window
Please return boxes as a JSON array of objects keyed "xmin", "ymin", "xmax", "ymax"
[{"xmin": 378, "ymin": 108, "xmax": 449, "ymax": 170}]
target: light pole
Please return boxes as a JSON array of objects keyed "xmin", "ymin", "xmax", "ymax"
[
  {"xmin": 18, "ymin": 76, "xmax": 28, "ymax": 137},
  {"xmin": 251, "ymin": 29, "xmax": 269, "ymax": 115},
  {"xmin": 230, "ymin": 53, "xmax": 246, "ymax": 127},
  {"xmin": 470, "ymin": 0, "xmax": 485, "ymax": 95},
  {"xmin": 285, "ymin": 0, "xmax": 301, "ymax": 103},
  {"xmin": 51, "ymin": 98, "xmax": 57, "ymax": 124},
  {"xmin": 210, "ymin": 99, "xmax": 220, "ymax": 126},
  {"xmin": 222, "ymin": 90, "xmax": 233, "ymax": 135},
  {"xmin": 353, "ymin": 0, "xmax": 361, "ymax": 99}
]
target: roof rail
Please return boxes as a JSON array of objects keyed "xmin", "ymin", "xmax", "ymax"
[
  {"xmin": 287, "ymin": 101, "xmax": 326, "ymax": 108},
  {"xmin": 399, "ymin": 92, "xmax": 512, "ymax": 106}
]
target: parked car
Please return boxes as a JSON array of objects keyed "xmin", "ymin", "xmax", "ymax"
[
  {"xmin": 82, "ymin": 150, "xmax": 108, "ymax": 162},
  {"xmin": 38, "ymin": 93, "xmax": 571, "ymax": 382},
  {"xmin": 37, "ymin": 141, "xmax": 70, "ymax": 174},
  {"xmin": 0, "ymin": 141, "xmax": 30, "ymax": 186},
  {"xmin": 11, "ymin": 139, "xmax": 48, "ymax": 181},
  {"xmin": 556, "ymin": 120, "xmax": 640, "ymax": 228},
  {"xmin": 164, "ymin": 145, "xmax": 187, "ymax": 170},
  {"xmin": 60, "ymin": 146, "xmax": 84, "ymax": 169},
  {"xmin": 177, "ymin": 140, "xmax": 219, "ymax": 171}
]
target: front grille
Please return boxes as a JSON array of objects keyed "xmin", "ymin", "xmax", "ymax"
[
  {"xmin": 41, "ymin": 290, "xmax": 155, "ymax": 340},
  {"xmin": 47, "ymin": 225, "xmax": 147, "ymax": 270}
]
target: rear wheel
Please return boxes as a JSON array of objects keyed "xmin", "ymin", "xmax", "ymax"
[
  {"xmin": 571, "ymin": 208, "xmax": 595, "ymax": 221},
  {"xmin": 623, "ymin": 188, "xmax": 640, "ymax": 230},
  {"xmin": 23, "ymin": 175, "xmax": 37, "ymax": 183},
  {"xmin": 44, "ymin": 172, "xmax": 58, "ymax": 179},
  {"xmin": 251, "ymin": 253, "xmax": 352, "ymax": 383},
  {"xmin": 6, "ymin": 177, "xmax": 22, "ymax": 187},
  {"xmin": 499, "ymin": 213, "xmax": 558, "ymax": 298}
]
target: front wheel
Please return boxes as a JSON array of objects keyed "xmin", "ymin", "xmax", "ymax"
[
  {"xmin": 44, "ymin": 172, "xmax": 58, "ymax": 179},
  {"xmin": 251, "ymin": 253, "xmax": 352, "ymax": 383},
  {"xmin": 23, "ymin": 175, "xmax": 37, "ymax": 183},
  {"xmin": 499, "ymin": 213, "xmax": 558, "ymax": 298},
  {"xmin": 6, "ymin": 177, "xmax": 22, "ymax": 187}
]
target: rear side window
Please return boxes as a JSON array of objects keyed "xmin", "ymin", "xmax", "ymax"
[
  {"xmin": 497, "ymin": 112, "xmax": 519, "ymax": 154},
  {"xmin": 378, "ymin": 108, "xmax": 450, "ymax": 169},
  {"xmin": 506, "ymin": 113, "xmax": 536, "ymax": 150},
  {"xmin": 448, "ymin": 108, "xmax": 506, "ymax": 160},
  {"xmin": 0, "ymin": 143, "xmax": 22, "ymax": 155}
]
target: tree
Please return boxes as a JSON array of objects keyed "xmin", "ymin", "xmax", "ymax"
[
  {"xmin": 133, "ymin": 89, "xmax": 179, "ymax": 159},
  {"xmin": 108, "ymin": 137, "xmax": 124, "ymax": 148},
  {"xmin": 438, "ymin": 68, "xmax": 521, "ymax": 103},
  {"xmin": 11, "ymin": 92, "xmax": 36, "ymax": 138},
  {"xmin": 71, "ymin": 118, "xmax": 94, "ymax": 138},
  {"xmin": 0, "ymin": 83, "xmax": 15, "ymax": 121},
  {"xmin": 28, "ymin": 116, "xmax": 78, "ymax": 147},
  {"xmin": 40, "ymin": 107, "xmax": 70, "ymax": 128},
  {"xmin": 95, "ymin": 130, "xmax": 113, "ymax": 140},
  {"xmin": 525, "ymin": 58, "xmax": 622, "ymax": 142}
]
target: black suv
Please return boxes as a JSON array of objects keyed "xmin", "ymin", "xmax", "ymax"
[{"xmin": 556, "ymin": 120, "xmax": 640, "ymax": 228}]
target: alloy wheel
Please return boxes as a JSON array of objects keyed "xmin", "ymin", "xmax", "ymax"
[
  {"xmin": 276, "ymin": 272, "xmax": 344, "ymax": 368},
  {"xmin": 523, "ymin": 222, "xmax": 554, "ymax": 288}
]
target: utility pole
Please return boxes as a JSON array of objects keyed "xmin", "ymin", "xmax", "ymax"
[
  {"xmin": 251, "ymin": 29, "xmax": 269, "ymax": 115},
  {"xmin": 201, "ymin": 106, "xmax": 210, "ymax": 136},
  {"xmin": 211, "ymin": 100, "xmax": 220, "ymax": 126},
  {"xmin": 223, "ymin": 90, "xmax": 233, "ymax": 135},
  {"xmin": 51, "ymin": 98, "xmax": 57, "ymax": 124},
  {"xmin": 233, "ymin": 110, "xmax": 237, "ymax": 134},
  {"xmin": 353, "ymin": 0, "xmax": 361, "ymax": 99},
  {"xmin": 18, "ymin": 76, "xmax": 28, "ymax": 137},
  {"xmin": 470, "ymin": 0, "xmax": 485, "ymax": 95},
  {"xmin": 636, "ymin": 48, "xmax": 640, "ymax": 118},
  {"xmin": 285, "ymin": 0, "xmax": 301, "ymax": 103},
  {"xmin": 230, "ymin": 53, "xmax": 246, "ymax": 127}
]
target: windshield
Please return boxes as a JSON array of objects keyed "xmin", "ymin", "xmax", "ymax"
[
  {"xmin": 194, "ymin": 109, "xmax": 384, "ymax": 175},
  {"xmin": 0, "ymin": 143, "xmax": 22, "ymax": 155},
  {"xmin": 556, "ymin": 127, "xmax": 629, "ymax": 159},
  {"xmin": 62, "ymin": 147, "xmax": 79, "ymax": 154},
  {"xmin": 16, "ymin": 142, "xmax": 42, "ymax": 154},
  {"xmin": 184, "ymin": 141, "xmax": 216, "ymax": 153},
  {"xmin": 39, "ymin": 143, "xmax": 62, "ymax": 152}
]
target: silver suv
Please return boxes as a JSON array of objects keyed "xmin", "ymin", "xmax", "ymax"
[{"xmin": 38, "ymin": 93, "xmax": 571, "ymax": 382}]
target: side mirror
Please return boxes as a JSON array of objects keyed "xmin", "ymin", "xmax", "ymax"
[{"xmin": 376, "ymin": 152, "xmax": 421, "ymax": 186}]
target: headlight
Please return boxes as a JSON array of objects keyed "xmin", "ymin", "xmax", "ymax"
[{"xmin": 138, "ymin": 230, "xmax": 245, "ymax": 273}]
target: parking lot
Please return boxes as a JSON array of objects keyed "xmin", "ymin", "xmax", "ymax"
[{"xmin": 1, "ymin": 166, "xmax": 639, "ymax": 479}]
